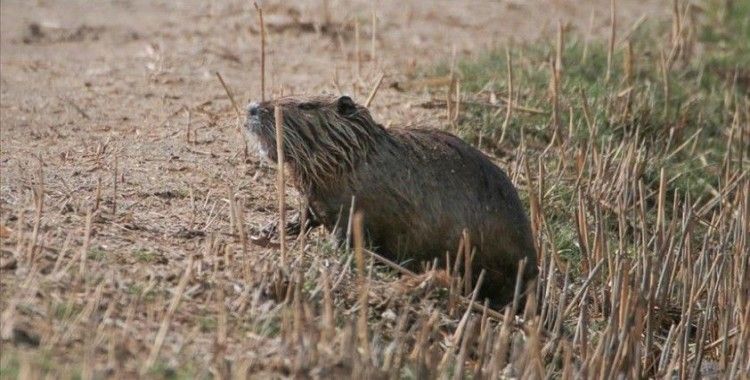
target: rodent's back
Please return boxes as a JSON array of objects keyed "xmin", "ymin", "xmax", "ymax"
[{"xmin": 316, "ymin": 127, "xmax": 537, "ymax": 304}]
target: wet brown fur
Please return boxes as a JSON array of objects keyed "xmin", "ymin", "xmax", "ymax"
[{"xmin": 245, "ymin": 94, "xmax": 537, "ymax": 306}]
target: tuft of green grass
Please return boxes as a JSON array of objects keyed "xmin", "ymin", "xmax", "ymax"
[
  {"xmin": 0, "ymin": 356, "xmax": 19, "ymax": 379},
  {"xmin": 199, "ymin": 316, "xmax": 218, "ymax": 332},
  {"xmin": 699, "ymin": 0, "xmax": 750, "ymax": 88},
  {"xmin": 126, "ymin": 283, "xmax": 157, "ymax": 301},
  {"xmin": 54, "ymin": 301, "xmax": 82, "ymax": 320},
  {"xmin": 0, "ymin": 349, "xmax": 62, "ymax": 379},
  {"xmin": 133, "ymin": 248, "xmax": 156, "ymax": 263},
  {"xmin": 148, "ymin": 360, "xmax": 202, "ymax": 380},
  {"xmin": 87, "ymin": 247, "xmax": 107, "ymax": 261}
]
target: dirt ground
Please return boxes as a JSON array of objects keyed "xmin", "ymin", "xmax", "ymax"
[{"xmin": 0, "ymin": 0, "xmax": 666, "ymax": 375}]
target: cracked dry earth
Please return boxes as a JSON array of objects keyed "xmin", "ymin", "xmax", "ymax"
[{"xmin": 1, "ymin": 0, "xmax": 664, "ymax": 376}]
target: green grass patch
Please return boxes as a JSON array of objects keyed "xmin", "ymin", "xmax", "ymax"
[
  {"xmin": 0, "ymin": 349, "xmax": 67, "ymax": 379},
  {"xmin": 199, "ymin": 316, "xmax": 218, "ymax": 333},
  {"xmin": 87, "ymin": 247, "xmax": 107, "ymax": 261},
  {"xmin": 53, "ymin": 300, "xmax": 82, "ymax": 320},
  {"xmin": 147, "ymin": 360, "xmax": 203, "ymax": 380},
  {"xmin": 426, "ymin": 2, "xmax": 745, "ymax": 270},
  {"xmin": 133, "ymin": 248, "xmax": 157, "ymax": 263},
  {"xmin": 698, "ymin": 0, "xmax": 750, "ymax": 88}
]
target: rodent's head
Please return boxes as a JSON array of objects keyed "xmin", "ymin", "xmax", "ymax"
[{"xmin": 244, "ymin": 94, "xmax": 386, "ymax": 186}]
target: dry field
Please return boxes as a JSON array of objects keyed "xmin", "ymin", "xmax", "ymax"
[{"xmin": 1, "ymin": 0, "xmax": 748, "ymax": 379}]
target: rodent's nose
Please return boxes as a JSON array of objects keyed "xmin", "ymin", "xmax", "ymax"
[{"xmin": 247, "ymin": 102, "xmax": 261, "ymax": 117}]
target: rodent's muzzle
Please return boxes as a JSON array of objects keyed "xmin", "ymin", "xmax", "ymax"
[
  {"xmin": 245, "ymin": 102, "xmax": 264, "ymax": 134},
  {"xmin": 243, "ymin": 101, "xmax": 275, "ymax": 160}
]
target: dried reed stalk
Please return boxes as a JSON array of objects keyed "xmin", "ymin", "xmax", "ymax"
[
  {"xmin": 499, "ymin": 44, "xmax": 513, "ymax": 142},
  {"xmin": 94, "ymin": 176, "xmax": 102, "ymax": 211},
  {"xmin": 235, "ymin": 195, "xmax": 248, "ymax": 256},
  {"xmin": 355, "ymin": 19, "xmax": 361, "ymax": 79},
  {"xmin": 275, "ymin": 106, "xmax": 287, "ymax": 265},
  {"xmin": 143, "ymin": 256, "xmax": 194, "ymax": 372},
  {"xmin": 352, "ymin": 212, "xmax": 371, "ymax": 362},
  {"xmin": 253, "ymin": 1, "xmax": 266, "ymax": 101},
  {"xmin": 370, "ymin": 10, "xmax": 377, "ymax": 65},
  {"xmin": 78, "ymin": 209, "xmax": 93, "ymax": 278},
  {"xmin": 582, "ymin": 10, "xmax": 595, "ymax": 63},
  {"xmin": 31, "ymin": 164, "xmax": 44, "ymax": 252},
  {"xmin": 606, "ymin": 0, "xmax": 617, "ymax": 82},
  {"xmin": 364, "ymin": 73, "xmax": 384, "ymax": 108},
  {"xmin": 216, "ymin": 72, "xmax": 240, "ymax": 118},
  {"xmin": 112, "ymin": 155, "xmax": 118, "ymax": 215},
  {"xmin": 185, "ymin": 108, "xmax": 192, "ymax": 144}
]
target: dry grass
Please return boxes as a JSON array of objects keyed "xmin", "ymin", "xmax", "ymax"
[{"xmin": 1, "ymin": 0, "xmax": 748, "ymax": 379}]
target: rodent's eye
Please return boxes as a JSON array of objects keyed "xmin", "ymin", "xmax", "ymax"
[
  {"xmin": 336, "ymin": 96, "xmax": 357, "ymax": 116},
  {"xmin": 298, "ymin": 102, "xmax": 318, "ymax": 110}
]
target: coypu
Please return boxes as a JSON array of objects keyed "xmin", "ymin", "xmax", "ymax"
[{"xmin": 245, "ymin": 94, "xmax": 537, "ymax": 307}]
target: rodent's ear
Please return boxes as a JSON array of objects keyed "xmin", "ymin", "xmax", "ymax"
[{"xmin": 336, "ymin": 96, "xmax": 357, "ymax": 116}]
